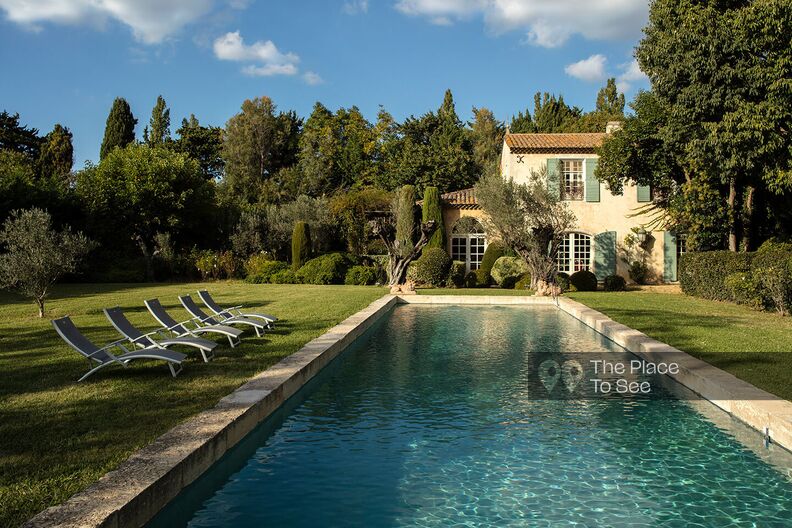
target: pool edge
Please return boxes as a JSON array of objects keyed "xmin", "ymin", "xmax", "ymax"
[{"xmin": 24, "ymin": 294, "xmax": 399, "ymax": 528}]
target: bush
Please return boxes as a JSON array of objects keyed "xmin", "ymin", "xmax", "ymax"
[
  {"xmin": 414, "ymin": 248, "xmax": 452, "ymax": 286},
  {"xmin": 555, "ymin": 272, "xmax": 572, "ymax": 292},
  {"xmin": 269, "ymin": 269, "xmax": 298, "ymax": 284},
  {"xmin": 514, "ymin": 272, "xmax": 532, "ymax": 290},
  {"xmin": 292, "ymin": 221, "xmax": 311, "ymax": 271},
  {"xmin": 679, "ymin": 251, "xmax": 754, "ymax": 300},
  {"xmin": 758, "ymin": 237, "xmax": 792, "ymax": 254},
  {"xmin": 422, "ymin": 186, "xmax": 445, "ymax": 249},
  {"xmin": 194, "ymin": 250, "xmax": 238, "ymax": 280},
  {"xmin": 491, "ymin": 256, "xmax": 529, "ymax": 287},
  {"xmin": 296, "ymin": 253, "xmax": 352, "ymax": 285},
  {"xmin": 475, "ymin": 241, "xmax": 508, "ymax": 286},
  {"xmin": 345, "ymin": 265, "xmax": 381, "ymax": 285},
  {"xmin": 245, "ymin": 258, "xmax": 288, "ymax": 284},
  {"xmin": 446, "ymin": 261, "xmax": 466, "ymax": 288},
  {"xmin": 628, "ymin": 260, "xmax": 649, "ymax": 285},
  {"xmin": 603, "ymin": 274, "xmax": 627, "ymax": 292},
  {"xmin": 724, "ymin": 272, "xmax": 764, "ymax": 310},
  {"xmin": 464, "ymin": 271, "xmax": 478, "ymax": 288},
  {"xmin": 570, "ymin": 270, "xmax": 598, "ymax": 291},
  {"xmin": 754, "ymin": 263, "xmax": 792, "ymax": 316}
]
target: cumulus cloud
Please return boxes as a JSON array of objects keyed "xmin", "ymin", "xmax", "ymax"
[
  {"xmin": 564, "ymin": 54, "xmax": 607, "ymax": 82},
  {"xmin": 616, "ymin": 58, "xmax": 649, "ymax": 92},
  {"xmin": 302, "ymin": 71, "xmax": 324, "ymax": 85},
  {"xmin": 0, "ymin": 0, "xmax": 219, "ymax": 44},
  {"xmin": 214, "ymin": 31, "xmax": 302, "ymax": 77},
  {"xmin": 342, "ymin": 0, "xmax": 368, "ymax": 15},
  {"xmin": 394, "ymin": 0, "xmax": 648, "ymax": 48}
]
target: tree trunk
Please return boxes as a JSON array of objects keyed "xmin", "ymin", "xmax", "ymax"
[
  {"xmin": 135, "ymin": 235, "xmax": 155, "ymax": 282},
  {"xmin": 381, "ymin": 221, "xmax": 437, "ymax": 287},
  {"xmin": 742, "ymin": 185, "xmax": 756, "ymax": 252},
  {"xmin": 727, "ymin": 178, "xmax": 740, "ymax": 252},
  {"xmin": 37, "ymin": 298, "xmax": 45, "ymax": 318}
]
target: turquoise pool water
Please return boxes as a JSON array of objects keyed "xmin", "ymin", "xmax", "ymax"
[{"xmin": 150, "ymin": 305, "xmax": 792, "ymax": 527}]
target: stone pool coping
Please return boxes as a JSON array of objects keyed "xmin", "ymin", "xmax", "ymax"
[{"xmin": 25, "ymin": 293, "xmax": 792, "ymax": 527}]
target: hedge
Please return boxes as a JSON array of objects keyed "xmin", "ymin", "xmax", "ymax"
[
  {"xmin": 679, "ymin": 251, "xmax": 753, "ymax": 301},
  {"xmin": 476, "ymin": 241, "xmax": 509, "ymax": 286},
  {"xmin": 345, "ymin": 265, "xmax": 382, "ymax": 285},
  {"xmin": 414, "ymin": 248, "xmax": 452, "ymax": 286},
  {"xmin": 446, "ymin": 261, "xmax": 466, "ymax": 288},
  {"xmin": 296, "ymin": 253, "xmax": 353, "ymax": 285}
]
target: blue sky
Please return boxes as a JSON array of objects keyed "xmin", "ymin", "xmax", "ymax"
[{"xmin": 0, "ymin": 0, "xmax": 650, "ymax": 167}]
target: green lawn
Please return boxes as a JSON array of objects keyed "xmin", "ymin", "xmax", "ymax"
[
  {"xmin": 567, "ymin": 290, "xmax": 792, "ymax": 400},
  {"xmin": 0, "ymin": 282, "xmax": 386, "ymax": 527}
]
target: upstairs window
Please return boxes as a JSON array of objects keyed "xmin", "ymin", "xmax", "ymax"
[{"xmin": 562, "ymin": 160, "xmax": 584, "ymax": 201}]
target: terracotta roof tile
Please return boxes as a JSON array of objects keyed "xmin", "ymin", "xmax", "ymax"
[
  {"xmin": 505, "ymin": 133, "xmax": 606, "ymax": 152},
  {"xmin": 441, "ymin": 188, "xmax": 479, "ymax": 209}
]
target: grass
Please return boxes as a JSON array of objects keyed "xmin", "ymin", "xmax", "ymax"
[
  {"xmin": 567, "ymin": 290, "xmax": 792, "ymax": 400},
  {"xmin": 0, "ymin": 282, "xmax": 386, "ymax": 528}
]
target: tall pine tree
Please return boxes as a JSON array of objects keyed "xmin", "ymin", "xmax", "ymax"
[
  {"xmin": 146, "ymin": 95, "xmax": 171, "ymax": 146},
  {"xmin": 100, "ymin": 98, "xmax": 137, "ymax": 160}
]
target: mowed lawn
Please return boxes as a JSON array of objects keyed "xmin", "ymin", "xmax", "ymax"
[
  {"xmin": 567, "ymin": 290, "xmax": 792, "ymax": 400},
  {"xmin": 0, "ymin": 282, "xmax": 386, "ymax": 527}
]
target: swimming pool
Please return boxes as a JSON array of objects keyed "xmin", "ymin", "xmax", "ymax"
[{"xmin": 150, "ymin": 305, "xmax": 792, "ymax": 527}]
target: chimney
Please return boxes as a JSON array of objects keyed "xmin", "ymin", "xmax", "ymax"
[{"xmin": 606, "ymin": 121, "xmax": 623, "ymax": 134}]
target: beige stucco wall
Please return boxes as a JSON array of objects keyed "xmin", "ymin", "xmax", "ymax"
[{"xmin": 482, "ymin": 146, "xmax": 670, "ymax": 283}]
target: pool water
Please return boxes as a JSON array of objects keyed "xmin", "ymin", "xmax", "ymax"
[{"xmin": 150, "ymin": 305, "xmax": 792, "ymax": 527}]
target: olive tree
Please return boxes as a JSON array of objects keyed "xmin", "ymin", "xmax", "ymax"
[
  {"xmin": 475, "ymin": 165, "xmax": 576, "ymax": 295},
  {"xmin": 0, "ymin": 208, "xmax": 94, "ymax": 317}
]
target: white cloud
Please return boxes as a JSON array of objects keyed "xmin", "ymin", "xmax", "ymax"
[
  {"xmin": 616, "ymin": 58, "xmax": 649, "ymax": 92},
  {"xmin": 302, "ymin": 71, "xmax": 324, "ymax": 85},
  {"xmin": 342, "ymin": 0, "xmax": 368, "ymax": 14},
  {"xmin": 214, "ymin": 31, "xmax": 302, "ymax": 77},
  {"xmin": 0, "ymin": 0, "xmax": 217, "ymax": 44},
  {"xmin": 565, "ymin": 54, "xmax": 607, "ymax": 82},
  {"xmin": 394, "ymin": 0, "xmax": 649, "ymax": 48}
]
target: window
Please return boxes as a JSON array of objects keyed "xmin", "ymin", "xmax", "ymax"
[
  {"xmin": 562, "ymin": 160, "xmax": 584, "ymax": 201},
  {"xmin": 556, "ymin": 233, "xmax": 592, "ymax": 274},
  {"xmin": 451, "ymin": 218, "xmax": 487, "ymax": 273}
]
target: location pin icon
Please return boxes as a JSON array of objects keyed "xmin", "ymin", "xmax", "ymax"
[
  {"xmin": 539, "ymin": 360, "xmax": 561, "ymax": 394},
  {"xmin": 562, "ymin": 360, "xmax": 584, "ymax": 393}
]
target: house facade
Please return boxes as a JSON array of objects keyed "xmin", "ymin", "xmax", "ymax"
[{"xmin": 439, "ymin": 125, "xmax": 683, "ymax": 283}]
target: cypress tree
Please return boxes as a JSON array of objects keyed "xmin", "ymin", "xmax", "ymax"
[
  {"xmin": 394, "ymin": 185, "xmax": 415, "ymax": 258},
  {"xmin": 147, "ymin": 95, "xmax": 171, "ymax": 146},
  {"xmin": 100, "ymin": 97, "xmax": 137, "ymax": 160},
  {"xmin": 291, "ymin": 221, "xmax": 311, "ymax": 271},
  {"xmin": 422, "ymin": 187, "xmax": 445, "ymax": 249}
]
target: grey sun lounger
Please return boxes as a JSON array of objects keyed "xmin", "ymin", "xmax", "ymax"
[
  {"xmin": 180, "ymin": 295, "xmax": 266, "ymax": 338},
  {"xmin": 53, "ymin": 316, "xmax": 186, "ymax": 381},
  {"xmin": 144, "ymin": 298, "xmax": 243, "ymax": 348},
  {"xmin": 104, "ymin": 307, "xmax": 217, "ymax": 363},
  {"xmin": 198, "ymin": 290, "xmax": 278, "ymax": 328}
]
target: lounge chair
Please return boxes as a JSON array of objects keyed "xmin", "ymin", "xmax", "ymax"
[
  {"xmin": 53, "ymin": 316, "xmax": 186, "ymax": 381},
  {"xmin": 197, "ymin": 290, "xmax": 278, "ymax": 328},
  {"xmin": 180, "ymin": 295, "xmax": 266, "ymax": 338},
  {"xmin": 144, "ymin": 298, "xmax": 243, "ymax": 348},
  {"xmin": 104, "ymin": 307, "xmax": 217, "ymax": 363}
]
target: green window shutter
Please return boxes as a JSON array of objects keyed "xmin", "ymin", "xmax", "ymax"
[
  {"xmin": 637, "ymin": 184, "xmax": 652, "ymax": 202},
  {"xmin": 546, "ymin": 158, "xmax": 560, "ymax": 199},
  {"xmin": 663, "ymin": 231, "xmax": 678, "ymax": 282},
  {"xmin": 585, "ymin": 158, "xmax": 600, "ymax": 202},
  {"xmin": 594, "ymin": 231, "xmax": 617, "ymax": 280}
]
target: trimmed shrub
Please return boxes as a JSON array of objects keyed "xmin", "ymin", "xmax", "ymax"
[
  {"xmin": 758, "ymin": 238, "xmax": 792, "ymax": 254},
  {"xmin": 291, "ymin": 221, "xmax": 311, "ymax": 272},
  {"xmin": 491, "ymin": 256, "xmax": 529, "ymax": 287},
  {"xmin": 415, "ymin": 248, "xmax": 452, "ymax": 286},
  {"xmin": 679, "ymin": 251, "xmax": 753, "ymax": 300},
  {"xmin": 269, "ymin": 269, "xmax": 298, "ymax": 284},
  {"xmin": 296, "ymin": 253, "xmax": 352, "ymax": 285},
  {"xmin": 627, "ymin": 260, "xmax": 649, "ymax": 285},
  {"xmin": 603, "ymin": 274, "xmax": 627, "ymax": 292},
  {"xmin": 570, "ymin": 270, "xmax": 598, "ymax": 292},
  {"xmin": 724, "ymin": 272, "xmax": 764, "ymax": 310},
  {"xmin": 514, "ymin": 273, "xmax": 532, "ymax": 291},
  {"xmin": 345, "ymin": 266, "xmax": 381, "ymax": 285},
  {"xmin": 245, "ymin": 258, "xmax": 288, "ymax": 284},
  {"xmin": 446, "ymin": 261, "xmax": 466, "ymax": 288},
  {"xmin": 464, "ymin": 271, "xmax": 478, "ymax": 288},
  {"xmin": 476, "ymin": 241, "xmax": 508, "ymax": 286},
  {"xmin": 422, "ymin": 186, "xmax": 445, "ymax": 249},
  {"xmin": 555, "ymin": 272, "xmax": 571, "ymax": 292}
]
